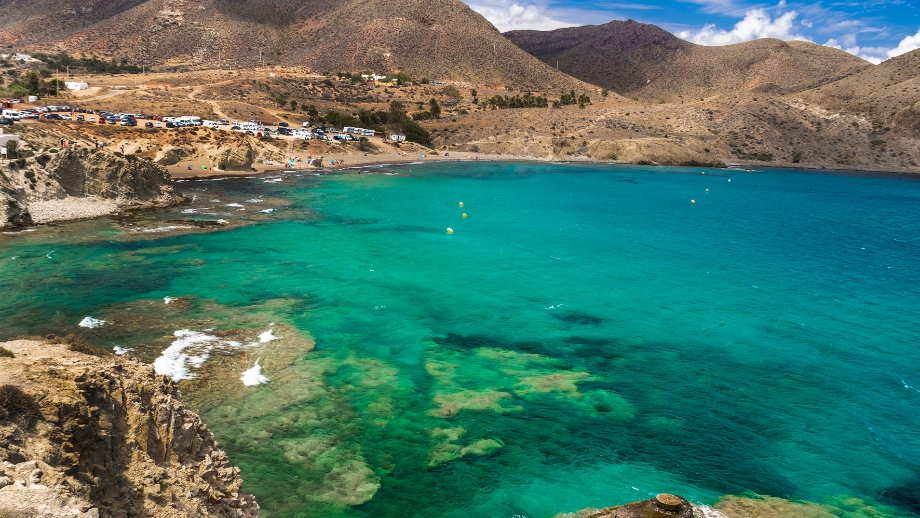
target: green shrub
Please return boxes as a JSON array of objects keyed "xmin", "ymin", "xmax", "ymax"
[
  {"xmin": 0, "ymin": 346, "xmax": 13, "ymax": 358},
  {"xmin": 35, "ymin": 154, "xmax": 50, "ymax": 166},
  {"xmin": 0, "ymin": 384, "xmax": 41, "ymax": 422}
]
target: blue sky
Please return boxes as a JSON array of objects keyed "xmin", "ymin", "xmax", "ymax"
[{"xmin": 465, "ymin": 0, "xmax": 920, "ymax": 63}]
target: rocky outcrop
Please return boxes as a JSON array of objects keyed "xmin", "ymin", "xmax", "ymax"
[
  {"xmin": 559, "ymin": 494, "xmax": 702, "ymax": 518},
  {"xmin": 0, "ymin": 147, "xmax": 182, "ymax": 228},
  {"xmin": 48, "ymin": 148, "xmax": 179, "ymax": 208},
  {"xmin": 210, "ymin": 141, "xmax": 257, "ymax": 171},
  {"xmin": 0, "ymin": 339, "xmax": 259, "ymax": 517},
  {"xmin": 0, "ymin": 188, "xmax": 32, "ymax": 227}
]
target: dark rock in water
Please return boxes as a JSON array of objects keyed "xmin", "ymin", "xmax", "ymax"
[
  {"xmin": 167, "ymin": 219, "xmax": 229, "ymax": 228},
  {"xmin": 879, "ymin": 477, "xmax": 920, "ymax": 515},
  {"xmin": 581, "ymin": 494, "xmax": 694, "ymax": 518}
]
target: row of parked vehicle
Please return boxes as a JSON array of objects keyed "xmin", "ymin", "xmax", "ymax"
[{"xmin": 0, "ymin": 105, "xmax": 378, "ymax": 143}]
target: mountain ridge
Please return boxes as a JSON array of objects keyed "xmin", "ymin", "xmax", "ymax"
[
  {"xmin": 505, "ymin": 19, "xmax": 870, "ymax": 99},
  {"xmin": 0, "ymin": 0, "xmax": 591, "ymax": 91}
]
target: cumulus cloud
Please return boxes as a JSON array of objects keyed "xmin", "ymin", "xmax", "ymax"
[
  {"xmin": 679, "ymin": 9, "xmax": 810, "ymax": 46},
  {"xmin": 824, "ymin": 28, "xmax": 920, "ymax": 64},
  {"xmin": 824, "ymin": 38, "xmax": 883, "ymax": 64},
  {"xmin": 887, "ymin": 29, "xmax": 920, "ymax": 59},
  {"xmin": 468, "ymin": 2, "xmax": 575, "ymax": 32}
]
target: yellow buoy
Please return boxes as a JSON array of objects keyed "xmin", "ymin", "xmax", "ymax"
[
  {"xmin": 728, "ymin": 179, "xmax": 732, "ymax": 182},
  {"xmin": 701, "ymin": 172, "xmax": 705, "ymax": 175},
  {"xmin": 459, "ymin": 202, "xmax": 464, "ymax": 208},
  {"xmin": 706, "ymin": 189, "xmax": 709, "ymax": 192},
  {"xmin": 691, "ymin": 200, "xmax": 696, "ymax": 204},
  {"xmin": 447, "ymin": 228, "xmax": 454, "ymax": 234},
  {"xmin": 462, "ymin": 213, "xmax": 468, "ymax": 219}
]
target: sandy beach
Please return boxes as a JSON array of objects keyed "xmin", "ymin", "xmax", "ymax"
[{"xmin": 167, "ymin": 150, "xmax": 551, "ymax": 180}]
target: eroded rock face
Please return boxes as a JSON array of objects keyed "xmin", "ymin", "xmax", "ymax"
[
  {"xmin": 47, "ymin": 148, "xmax": 179, "ymax": 208},
  {"xmin": 0, "ymin": 188, "xmax": 32, "ymax": 228},
  {"xmin": 0, "ymin": 340, "xmax": 259, "ymax": 517},
  {"xmin": 0, "ymin": 148, "xmax": 181, "ymax": 228}
]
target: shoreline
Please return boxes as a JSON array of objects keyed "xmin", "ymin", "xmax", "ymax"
[{"xmin": 169, "ymin": 151, "xmax": 920, "ymax": 181}]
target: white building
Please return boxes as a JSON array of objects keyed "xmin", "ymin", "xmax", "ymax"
[
  {"xmin": 65, "ymin": 82, "xmax": 89, "ymax": 91},
  {"xmin": 390, "ymin": 133, "xmax": 406, "ymax": 142}
]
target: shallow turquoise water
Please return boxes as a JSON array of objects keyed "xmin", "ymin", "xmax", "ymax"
[{"xmin": 1, "ymin": 162, "xmax": 919, "ymax": 517}]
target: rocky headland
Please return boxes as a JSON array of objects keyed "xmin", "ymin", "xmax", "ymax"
[
  {"xmin": 0, "ymin": 338, "xmax": 259, "ymax": 517},
  {"xmin": 0, "ymin": 143, "xmax": 182, "ymax": 229}
]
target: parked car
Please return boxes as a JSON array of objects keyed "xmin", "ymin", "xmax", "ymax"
[
  {"xmin": 218, "ymin": 119, "xmax": 229, "ymax": 125},
  {"xmin": 230, "ymin": 125, "xmax": 241, "ymax": 131},
  {"xmin": 98, "ymin": 117, "xmax": 107, "ymax": 124},
  {"xmin": 88, "ymin": 117, "xmax": 96, "ymax": 122},
  {"xmin": 76, "ymin": 115, "xmax": 85, "ymax": 121},
  {"xmin": 60, "ymin": 115, "xmax": 72, "ymax": 120},
  {"xmin": 155, "ymin": 122, "xmax": 162, "ymax": 128},
  {"xmin": 279, "ymin": 122, "xmax": 289, "ymax": 127},
  {"xmin": 120, "ymin": 119, "xmax": 137, "ymax": 126},
  {"xmin": 0, "ymin": 118, "xmax": 14, "ymax": 126},
  {"xmin": 42, "ymin": 113, "xmax": 62, "ymax": 120},
  {"xmin": 165, "ymin": 122, "xmax": 176, "ymax": 128},
  {"xmin": 144, "ymin": 122, "xmax": 154, "ymax": 128}
]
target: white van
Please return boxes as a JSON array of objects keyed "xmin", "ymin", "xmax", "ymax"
[
  {"xmin": 202, "ymin": 120, "xmax": 220, "ymax": 128},
  {"xmin": 1, "ymin": 110, "xmax": 20, "ymax": 120}
]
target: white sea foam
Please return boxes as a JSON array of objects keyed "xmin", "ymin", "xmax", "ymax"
[
  {"xmin": 226, "ymin": 203, "xmax": 244, "ymax": 208},
  {"xmin": 113, "ymin": 346, "xmax": 132, "ymax": 355},
  {"xmin": 135, "ymin": 226, "xmax": 193, "ymax": 233},
  {"xmin": 217, "ymin": 219, "xmax": 229, "ymax": 225},
  {"xmin": 164, "ymin": 296, "xmax": 176, "ymax": 305},
  {"xmin": 79, "ymin": 316, "xmax": 106, "ymax": 328},
  {"xmin": 258, "ymin": 209, "xmax": 274, "ymax": 213},
  {"xmin": 695, "ymin": 506, "xmax": 731, "ymax": 518},
  {"xmin": 264, "ymin": 178, "xmax": 283, "ymax": 183},
  {"xmin": 181, "ymin": 208, "xmax": 199, "ymax": 214},
  {"xmin": 902, "ymin": 380, "xmax": 920, "ymax": 393},
  {"xmin": 245, "ymin": 198, "xmax": 263, "ymax": 203},
  {"xmin": 153, "ymin": 330, "xmax": 219, "ymax": 381},
  {"xmin": 259, "ymin": 329, "xmax": 278, "ymax": 343},
  {"xmin": 241, "ymin": 359, "xmax": 270, "ymax": 386}
]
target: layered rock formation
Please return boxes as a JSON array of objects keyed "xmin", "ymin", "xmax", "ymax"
[
  {"xmin": 0, "ymin": 146, "xmax": 182, "ymax": 228},
  {"xmin": 0, "ymin": 339, "xmax": 259, "ymax": 517}
]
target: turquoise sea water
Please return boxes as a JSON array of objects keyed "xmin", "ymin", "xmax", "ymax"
[{"xmin": 1, "ymin": 162, "xmax": 919, "ymax": 517}]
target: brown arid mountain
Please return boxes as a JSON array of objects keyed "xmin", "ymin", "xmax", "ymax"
[
  {"xmin": 0, "ymin": 0, "xmax": 589, "ymax": 91},
  {"xmin": 505, "ymin": 20, "xmax": 869, "ymax": 99}
]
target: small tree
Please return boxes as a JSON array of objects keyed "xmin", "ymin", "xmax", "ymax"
[
  {"xmin": 442, "ymin": 85, "xmax": 462, "ymax": 100},
  {"xmin": 601, "ymin": 88, "xmax": 609, "ymax": 98},
  {"xmin": 39, "ymin": 68, "xmax": 52, "ymax": 79},
  {"xmin": 429, "ymin": 98, "xmax": 441, "ymax": 119}
]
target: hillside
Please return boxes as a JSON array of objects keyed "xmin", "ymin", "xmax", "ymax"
[
  {"xmin": 794, "ymin": 49, "xmax": 920, "ymax": 136},
  {"xmin": 505, "ymin": 20, "xmax": 869, "ymax": 99},
  {"xmin": 0, "ymin": 0, "xmax": 588, "ymax": 91}
]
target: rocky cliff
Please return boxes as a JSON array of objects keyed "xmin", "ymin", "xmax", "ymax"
[
  {"xmin": 0, "ymin": 145, "xmax": 182, "ymax": 228},
  {"xmin": 0, "ymin": 339, "xmax": 259, "ymax": 518}
]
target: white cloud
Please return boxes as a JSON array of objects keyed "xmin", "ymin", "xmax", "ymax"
[
  {"xmin": 822, "ymin": 28, "xmax": 920, "ymax": 64},
  {"xmin": 681, "ymin": 9, "xmax": 810, "ymax": 46},
  {"xmin": 824, "ymin": 38, "xmax": 883, "ymax": 64},
  {"xmin": 468, "ymin": 1, "xmax": 576, "ymax": 32},
  {"xmin": 886, "ymin": 29, "xmax": 920, "ymax": 59}
]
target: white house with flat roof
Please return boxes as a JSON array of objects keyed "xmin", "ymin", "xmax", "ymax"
[{"xmin": 65, "ymin": 82, "xmax": 89, "ymax": 91}]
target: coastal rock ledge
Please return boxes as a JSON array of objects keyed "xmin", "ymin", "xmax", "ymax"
[{"xmin": 0, "ymin": 339, "xmax": 259, "ymax": 517}]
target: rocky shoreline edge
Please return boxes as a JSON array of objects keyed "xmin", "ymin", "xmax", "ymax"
[{"xmin": 0, "ymin": 338, "xmax": 259, "ymax": 517}]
